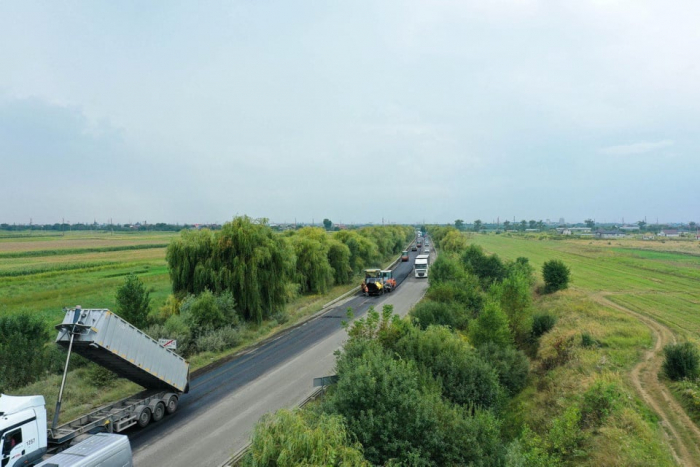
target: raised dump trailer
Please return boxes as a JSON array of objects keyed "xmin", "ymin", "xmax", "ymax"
[
  {"xmin": 55, "ymin": 308, "xmax": 188, "ymax": 393},
  {"xmin": 48, "ymin": 307, "xmax": 189, "ymax": 446}
]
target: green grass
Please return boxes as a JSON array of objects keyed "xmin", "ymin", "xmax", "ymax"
[{"xmin": 470, "ymin": 234, "xmax": 700, "ymax": 341}]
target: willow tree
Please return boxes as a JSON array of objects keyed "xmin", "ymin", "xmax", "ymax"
[
  {"xmin": 166, "ymin": 228, "xmax": 215, "ymax": 295},
  {"xmin": 292, "ymin": 233, "xmax": 334, "ymax": 294},
  {"xmin": 212, "ymin": 217, "xmax": 295, "ymax": 323},
  {"xmin": 333, "ymin": 230, "xmax": 380, "ymax": 273},
  {"xmin": 327, "ymin": 239, "xmax": 352, "ymax": 284}
]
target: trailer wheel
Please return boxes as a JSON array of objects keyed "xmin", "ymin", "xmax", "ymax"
[
  {"xmin": 166, "ymin": 395, "xmax": 178, "ymax": 414},
  {"xmin": 137, "ymin": 407, "xmax": 152, "ymax": 428},
  {"xmin": 152, "ymin": 402, "xmax": 165, "ymax": 422}
]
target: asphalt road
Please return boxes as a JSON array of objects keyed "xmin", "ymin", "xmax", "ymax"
[{"xmin": 131, "ymin": 245, "xmax": 432, "ymax": 467}]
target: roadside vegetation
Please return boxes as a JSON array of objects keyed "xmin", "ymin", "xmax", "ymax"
[
  {"xmin": 0, "ymin": 218, "xmax": 412, "ymax": 425},
  {"xmin": 242, "ymin": 227, "xmax": 678, "ymax": 465}
]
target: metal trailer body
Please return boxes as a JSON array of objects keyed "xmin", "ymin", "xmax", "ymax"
[
  {"xmin": 35, "ymin": 434, "xmax": 132, "ymax": 467},
  {"xmin": 49, "ymin": 308, "xmax": 188, "ymax": 446},
  {"xmin": 55, "ymin": 309, "xmax": 189, "ymax": 393}
]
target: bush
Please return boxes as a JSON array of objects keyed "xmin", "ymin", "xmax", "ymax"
[
  {"xmin": 469, "ymin": 300, "xmax": 513, "ymax": 349},
  {"xmin": 197, "ymin": 325, "xmax": 246, "ymax": 353},
  {"xmin": 425, "ymin": 276, "xmax": 484, "ymax": 317},
  {"xmin": 411, "ymin": 300, "xmax": 469, "ymax": 331},
  {"xmin": 531, "ymin": 314, "xmax": 557, "ymax": 338},
  {"xmin": 429, "ymin": 254, "xmax": 467, "ymax": 285},
  {"xmin": 477, "ymin": 342, "xmax": 530, "ymax": 396},
  {"xmin": 542, "ymin": 260, "xmax": 571, "ymax": 293},
  {"xmin": 242, "ymin": 409, "xmax": 368, "ymax": 466},
  {"xmin": 663, "ymin": 342, "xmax": 700, "ymax": 381},
  {"xmin": 580, "ymin": 380, "xmax": 621, "ymax": 428},
  {"xmin": 396, "ymin": 326, "xmax": 502, "ymax": 409},
  {"xmin": 327, "ymin": 339, "xmax": 505, "ymax": 465},
  {"xmin": 0, "ymin": 313, "xmax": 52, "ymax": 390}
]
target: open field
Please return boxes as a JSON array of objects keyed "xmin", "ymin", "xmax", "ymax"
[
  {"xmin": 470, "ymin": 234, "xmax": 700, "ymax": 341},
  {"xmin": 470, "ymin": 233, "xmax": 700, "ymax": 464},
  {"xmin": 0, "ymin": 231, "xmax": 178, "ymax": 324}
]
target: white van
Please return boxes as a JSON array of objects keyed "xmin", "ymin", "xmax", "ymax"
[{"xmin": 35, "ymin": 434, "xmax": 132, "ymax": 467}]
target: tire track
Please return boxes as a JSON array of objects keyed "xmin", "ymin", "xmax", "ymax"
[{"xmin": 591, "ymin": 293, "xmax": 700, "ymax": 466}]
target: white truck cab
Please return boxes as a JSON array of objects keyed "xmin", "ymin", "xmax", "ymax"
[
  {"xmin": 414, "ymin": 254, "xmax": 430, "ymax": 278},
  {"xmin": 0, "ymin": 395, "xmax": 47, "ymax": 467}
]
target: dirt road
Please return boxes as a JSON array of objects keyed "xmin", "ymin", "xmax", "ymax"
[{"xmin": 592, "ymin": 293, "xmax": 700, "ymax": 467}]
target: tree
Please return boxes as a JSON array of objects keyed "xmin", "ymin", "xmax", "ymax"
[
  {"xmin": 503, "ymin": 220, "xmax": 511, "ymax": 230},
  {"xmin": 536, "ymin": 220, "xmax": 545, "ymax": 231},
  {"xmin": 585, "ymin": 219, "xmax": 595, "ymax": 229},
  {"xmin": 115, "ymin": 273, "xmax": 151, "ymax": 329},
  {"xmin": 0, "ymin": 313, "xmax": 52, "ymax": 390},
  {"xmin": 243, "ymin": 409, "xmax": 368, "ymax": 466},
  {"xmin": 454, "ymin": 219, "xmax": 465, "ymax": 231},
  {"xmin": 520, "ymin": 220, "xmax": 527, "ymax": 231},
  {"xmin": 469, "ymin": 300, "xmax": 513, "ymax": 349},
  {"xmin": 542, "ymin": 259, "xmax": 571, "ymax": 293},
  {"xmin": 441, "ymin": 229, "xmax": 468, "ymax": 253},
  {"xmin": 473, "ymin": 219, "xmax": 483, "ymax": 232},
  {"xmin": 323, "ymin": 218, "xmax": 333, "ymax": 231},
  {"xmin": 637, "ymin": 220, "xmax": 647, "ymax": 231},
  {"xmin": 491, "ymin": 269, "xmax": 533, "ymax": 341},
  {"xmin": 690, "ymin": 221, "xmax": 697, "ymax": 231},
  {"xmin": 529, "ymin": 220, "xmax": 537, "ymax": 229}
]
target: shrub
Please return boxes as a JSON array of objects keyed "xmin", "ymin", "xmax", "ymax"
[
  {"xmin": 469, "ymin": 300, "xmax": 513, "ymax": 349},
  {"xmin": 532, "ymin": 313, "xmax": 557, "ymax": 338},
  {"xmin": 242, "ymin": 409, "xmax": 368, "ymax": 467},
  {"xmin": 87, "ymin": 364, "xmax": 119, "ymax": 387},
  {"xmin": 542, "ymin": 260, "xmax": 571, "ymax": 293},
  {"xmin": 411, "ymin": 300, "xmax": 469, "ymax": 331},
  {"xmin": 490, "ymin": 270, "xmax": 532, "ymax": 341},
  {"xmin": 197, "ymin": 325, "xmax": 245, "ymax": 353},
  {"xmin": 477, "ymin": 342, "xmax": 530, "ymax": 396},
  {"xmin": 425, "ymin": 276, "xmax": 484, "ymax": 317},
  {"xmin": 429, "ymin": 254, "xmax": 467, "ymax": 285},
  {"xmin": 396, "ymin": 326, "xmax": 502, "ymax": 409},
  {"xmin": 327, "ymin": 339, "xmax": 504, "ymax": 465},
  {"xmin": 663, "ymin": 342, "xmax": 700, "ymax": 381},
  {"xmin": 461, "ymin": 245, "xmax": 507, "ymax": 287},
  {"xmin": 580, "ymin": 380, "xmax": 621, "ymax": 428},
  {"xmin": 548, "ymin": 406, "xmax": 585, "ymax": 458}
]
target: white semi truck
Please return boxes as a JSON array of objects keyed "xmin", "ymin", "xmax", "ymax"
[
  {"xmin": 0, "ymin": 307, "xmax": 190, "ymax": 467},
  {"xmin": 414, "ymin": 254, "xmax": 430, "ymax": 278}
]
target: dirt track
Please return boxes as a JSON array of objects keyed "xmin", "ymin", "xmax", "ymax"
[{"xmin": 592, "ymin": 293, "xmax": 700, "ymax": 467}]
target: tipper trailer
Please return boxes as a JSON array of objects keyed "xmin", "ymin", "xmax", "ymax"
[{"xmin": 0, "ymin": 307, "xmax": 190, "ymax": 467}]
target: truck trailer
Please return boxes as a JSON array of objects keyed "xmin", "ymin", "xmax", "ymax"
[{"xmin": 0, "ymin": 307, "xmax": 190, "ymax": 467}]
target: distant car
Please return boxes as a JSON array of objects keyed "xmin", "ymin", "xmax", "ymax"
[
  {"xmin": 424, "ymin": 248, "xmax": 430, "ymax": 254},
  {"xmin": 425, "ymin": 242, "xmax": 430, "ymax": 246},
  {"xmin": 411, "ymin": 245, "xmax": 418, "ymax": 251}
]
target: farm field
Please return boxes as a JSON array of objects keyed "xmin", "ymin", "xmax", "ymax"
[
  {"xmin": 470, "ymin": 234, "xmax": 700, "ymax": 342},
  {"xmin": 0, "ymin": 231, "xmax": 177, "ymax": 324}
]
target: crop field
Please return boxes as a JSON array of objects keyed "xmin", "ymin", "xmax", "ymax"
[
  {"xmin": 470, "ymin": 234, "xmax": 700, "ymax": 341},
  {"xmin": 0, "ymin": 231, "xmax": 177, "ymax": 324}
]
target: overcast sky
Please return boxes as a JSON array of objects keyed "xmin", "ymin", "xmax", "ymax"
[{"xmin": 1, "ymin": 1, "xmax": 698, "ymax": 225}]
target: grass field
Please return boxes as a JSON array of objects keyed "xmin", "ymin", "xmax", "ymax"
[
  {"xmin": 0, "ymin": 231, "xmax": 177, "ymax": 324},
  {"xmin": 470, "ymin": 234, "xmax": 700, "ymax": 342}
]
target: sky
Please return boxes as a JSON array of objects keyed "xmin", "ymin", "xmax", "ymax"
[{"xmin": 1, "ymin": 1, "xmax": 698, "ymax": 226}]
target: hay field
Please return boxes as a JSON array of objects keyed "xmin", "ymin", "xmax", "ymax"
[{"xmin": 0, "ymin": 231, "xmax": 177, "ymax": 324}]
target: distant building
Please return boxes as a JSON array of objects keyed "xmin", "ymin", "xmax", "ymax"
[
  {"xmin": 557, "ymin": 227, "xmax": 591, "ymax": 235},
  {"xmin": 619, "ymin": 225, "xmax": 640, "ymax": 231},
  {"xmin": 658, "ymin": 229, "xmax": 680, "ymax": 237},
  {"xmin": 596, "ymin": 230, "xmax": 626, "ymax": 238}
]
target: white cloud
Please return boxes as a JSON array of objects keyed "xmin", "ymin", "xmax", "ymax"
[{"xmin": 599, "ymin": 140, "xmax": 675, "ymax": 156}]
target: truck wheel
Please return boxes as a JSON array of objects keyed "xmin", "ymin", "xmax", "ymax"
[
  {"xmin": 166, "ymin": 395, "xmax": 178, "ymax": 414},
  {"xmin": 137, "ymin": 407, "xmax": 152, "ymax": 428},
  {"xmin": 152, "ymin": 402, "xmax": 165, "ymax": 422}
]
